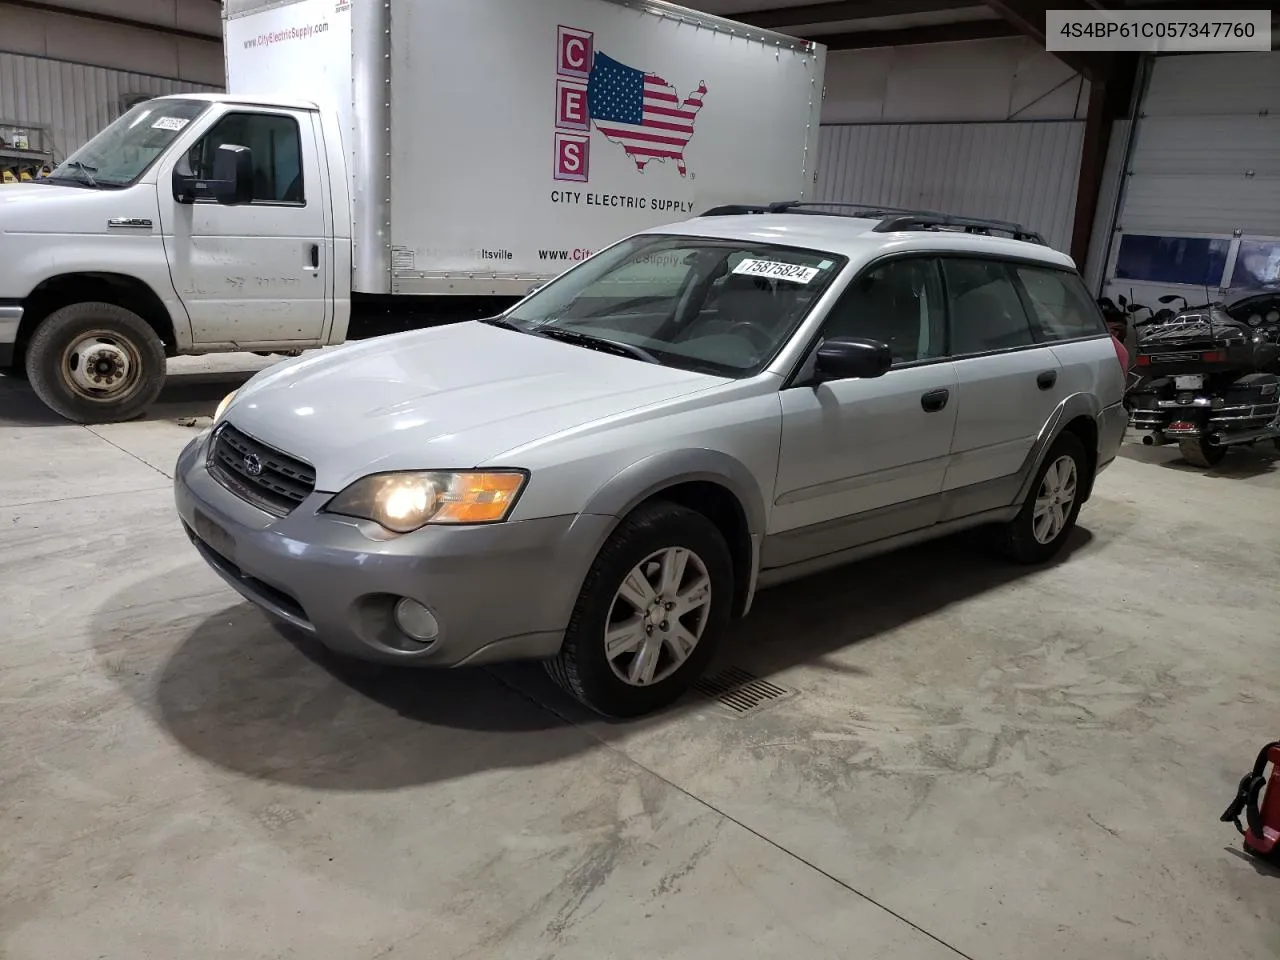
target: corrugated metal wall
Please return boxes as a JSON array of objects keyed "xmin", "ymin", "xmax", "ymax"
[
  {"xmin": 0, "ymin": 51, "xmax": 220, "ymax": 166},
  {"xmin": 815, "ymin": 120, "xmax": 1085, "ymax": 254}
]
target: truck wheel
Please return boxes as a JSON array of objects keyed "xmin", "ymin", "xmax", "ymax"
[
  {"xmin": 545, "ymin": 501, "xmax": 733, "ymax": 718},
  {"xmin": 25, "ymin": 302, "xmax": 166, "ymax": 424},
  {"xmin": 1178, "ymin": 437, "xmax": 1225, "ymax": 468},
  {"xmin": 992, "ymin": 432, "xmax": 1087, "ymax": 565}
]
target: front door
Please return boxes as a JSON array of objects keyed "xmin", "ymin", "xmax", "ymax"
[
  {"xmin": 769, "ymin": 256, "xmax": 958, "ymax": 569},
  {"xmin": 158, "ymin": 108, "xmax": 330, "ymax": 345}
]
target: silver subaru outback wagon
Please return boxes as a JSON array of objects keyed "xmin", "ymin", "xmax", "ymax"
[{"xmin": 175, "ymin": 204, "xmax": 1127, "ymax": 717}]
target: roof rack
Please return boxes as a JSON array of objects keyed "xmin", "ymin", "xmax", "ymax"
[{"xmin": 700, "ymin": 200, "xmax": 1047, "ymax": 246}]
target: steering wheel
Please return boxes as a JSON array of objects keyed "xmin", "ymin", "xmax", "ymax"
[{"xmin": 723, "ymin": 321, "xmax": 774, "ymax": 353}]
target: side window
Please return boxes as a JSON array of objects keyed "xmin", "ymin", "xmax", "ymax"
[
  {"xmin": 1015, "ymin": 265, "xmax": 1106, "ymax": 341},
  {"xmin": 820, "ymin": 257, "xmax": 946, "ymax": 364},
  {"xmin": 942, "ymin": 259, "xmax": 1036, "ymax": 355},
  {"xmin": 185, "ymin": 112, "xmax": 304, "ymax": 204}
]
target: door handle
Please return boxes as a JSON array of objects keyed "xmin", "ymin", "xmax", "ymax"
[
  {"xmin": 307, "ymin": 243, "xmax": 319, "ymax": 270},
  {"xmin": 1036, "ymin": 370, "xmax": 1058, "ymax": 390},
  {"xmin": 920, "ymin": 388, "xmax": 950, "ymax": 413}
]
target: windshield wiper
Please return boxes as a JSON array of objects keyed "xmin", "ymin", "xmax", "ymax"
[
  {"xmin": 479, "ymin": 315, "xmax": 523, "ymax": 331},
  {"xmin": 60, "ymin": 160, "xmax": 100, "ymax": 188},
  {"xmin": 532, "ymin": 327, "xmax": 660, "ymax": 364}
]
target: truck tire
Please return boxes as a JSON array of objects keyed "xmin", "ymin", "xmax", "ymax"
[
  {"xmin": 545, "ymin": 501, "xmax": 733, "ymax": 718},
  {"xmin": 25, "ymin": 302, "xmax": 166, "ymax": 424}
]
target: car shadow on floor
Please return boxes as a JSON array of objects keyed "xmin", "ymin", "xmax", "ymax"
[
  {"xmin": 97, "ymin": 525, "xmax": 1097, "ymax": 792},
  {"xmin": 0, "ymin": 363, "xmax": 272, "ymax": 428}
]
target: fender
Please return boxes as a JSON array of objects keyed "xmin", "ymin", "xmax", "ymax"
[
  {"xmin": 580, "ymin": 448, "xmax": 769, "ymax": 615},
  {"xmin": 1014, "ymin": 391, "xmax": 1103, "ymax": 505}
]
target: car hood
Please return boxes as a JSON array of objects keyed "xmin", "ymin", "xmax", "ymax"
[{"xmin": 224, "ymin": 321, "xmax": 726, "ymax": 492}]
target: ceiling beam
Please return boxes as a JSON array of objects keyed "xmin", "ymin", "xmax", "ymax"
[
  {"xmin": 820, "ymin": 19, "xmax": 1019, "ymax": 49},
  {"xmin": 983, "ymin": 1, "xmax": 1111, "ymax": 79},
  {"xmin": 736, "ymin": 0, "xmax": 981, "ymax": 30}
]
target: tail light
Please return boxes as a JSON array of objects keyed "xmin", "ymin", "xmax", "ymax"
[
  {"xmin": 1111, "ymin": 334, "xmax": 1129, "ymax": 374},
  {"xmin": 1201, "ymin": 350, "xmax": 1226, "ymax": 363},
  {"xmin": 1136, "ymin": 353, "xmax": 1151, "ymax": 367}
]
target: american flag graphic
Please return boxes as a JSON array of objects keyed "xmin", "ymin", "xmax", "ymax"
[{"xmin": 587, "ymin": 53, "xmax": 707, "ymax": 175}]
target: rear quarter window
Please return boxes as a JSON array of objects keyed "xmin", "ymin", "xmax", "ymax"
[{"xmin": 1014, "ymin": 265, "xmax": 1107, "ymax": 341}]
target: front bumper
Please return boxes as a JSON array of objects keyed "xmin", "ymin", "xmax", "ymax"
[
  {"xmin": 173, "ymin": 432, "xmax": 612, "ymax": 666},
  {"xmin": 0, "ymin": 302, "xmax": 21, "ymax": 368}
]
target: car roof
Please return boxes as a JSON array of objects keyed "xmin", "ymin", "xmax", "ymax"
[
  {"xmin": 153, "ymin": 92, "xmax": 321, "ymax": 112},
  {"xmin": 645, "ymin": 213, "xmax": 1078, "ymax": 271}
]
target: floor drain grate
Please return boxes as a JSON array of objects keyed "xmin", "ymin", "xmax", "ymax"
[{"xmin": 693, "ymin": 666, "xmax": 796, "ymax": 716}]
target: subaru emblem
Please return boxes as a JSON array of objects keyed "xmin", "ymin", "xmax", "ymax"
[{"xmin": 243, "ymin": 453, "xmax": 264, "ymax": 477}]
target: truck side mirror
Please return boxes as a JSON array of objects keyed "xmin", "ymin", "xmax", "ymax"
[
  {"xmin": 171, "ymin": 143, "xmax": 255, "ymax": 206},
  {"xmin": 211, "ymin": 144, "xmax": 254, "ymax": 206}
]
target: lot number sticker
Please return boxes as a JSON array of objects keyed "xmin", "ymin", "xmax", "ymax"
[
  {"xmin": 732, "ymin": 259, "xmax": 821, "ymax": 284},
  {"xmin": 152, "ymin": 117, "xmax": 190, "ymax": 131}
]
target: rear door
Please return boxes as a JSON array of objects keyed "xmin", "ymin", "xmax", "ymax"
[
  {"xmin": 159, "ymin": 107, "xmax": 330, "ymax": 345},
  {"xmin": 941, "ymin": 257, "xmax": 1066, "ymax": 492}
]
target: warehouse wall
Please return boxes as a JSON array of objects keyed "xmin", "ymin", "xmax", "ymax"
[
  {"xmin": 0, "ymin": 51, "xmax": 219, "ymax": 167},
  {"xmin": 822, "ymin": 37, "xmax": 1088, "ymax": 124},
  {"xmin": 814, "ymin": 37, "xmax": 1087, "ymax": 255},
  {"xmin": 0, "ymin": 0, "xmax": 224, "ymax": 85}
]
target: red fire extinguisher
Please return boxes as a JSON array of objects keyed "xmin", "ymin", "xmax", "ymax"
[{"xmin": 1221, "ymin": 741, "xmax": 1280, "ymax": 861}]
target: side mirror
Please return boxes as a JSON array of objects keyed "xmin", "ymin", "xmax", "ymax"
[
  {"xmin": 211, "ymin": 144, "xmax": 254, "ymax": 205},
  {"xmin": 813, "ymin": 337, "xmax": 892, "ymax": 383},
  {"xmin": 171, "ymin": 143, "xmax": 254, "ymax": 206}
]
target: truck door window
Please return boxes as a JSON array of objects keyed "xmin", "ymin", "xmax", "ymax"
[{"xmin": 184, "ymin": 112, "xmax": 304, "ymax": 205}]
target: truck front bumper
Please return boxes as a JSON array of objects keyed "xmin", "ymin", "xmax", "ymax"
[
  {"xmin": 173, "ymin": 432, "xmax": 611, "ymax": 667},
  {"xmin": 0, "ymin": 302, "xmax": 22, "ymax": 367}
]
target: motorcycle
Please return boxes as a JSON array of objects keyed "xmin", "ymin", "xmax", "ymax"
[{"xmin": 1123, "ymin": 294, "xmax": 1280, "ymax": 467}]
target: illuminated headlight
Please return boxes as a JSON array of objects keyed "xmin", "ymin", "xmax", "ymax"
[
  {"xmin": 213, "ymin": 390, "xmax": 237, "ymax": 422},
  {"xmin": 323, "ymin": 470, "xmax": 527, "ymax": 533}
]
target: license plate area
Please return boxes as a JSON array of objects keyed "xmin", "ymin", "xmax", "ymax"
[
  {"xmin": 192, "ymin": 509, "xmax": 236, "ymax": 562},
  {"xmin": 1174, "ymin": 374, "xmax": 1204, "ymax": 390}
]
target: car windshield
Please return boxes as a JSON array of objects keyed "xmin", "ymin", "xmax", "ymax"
[
  {"xmin": 47, "ymin": 98, "xmax": 209, "ymax": 188},
  {"xmin": 489, "ymin": 234, "xmax": 845, "ymax": 377}
]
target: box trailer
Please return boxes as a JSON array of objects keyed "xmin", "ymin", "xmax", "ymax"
[{"xmin": 0, "ymin": 0, "xmax": 825, "ymax": 422}]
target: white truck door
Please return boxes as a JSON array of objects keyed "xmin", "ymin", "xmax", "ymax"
[{"xmin": 158, "ymin": 107, "xmax": 329, "ymax": 345}]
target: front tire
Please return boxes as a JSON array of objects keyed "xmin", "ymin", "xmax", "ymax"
[
  {"xmin": 993, "ymin": 432, "xmax": 1087, "ymax": 565},
  {"xmin": 1178, "ymin": 437, "xmax": 1226, "ymax": 468},
  {"xmin": 546, "ymin": 501, "xmax": 733, "ymax": 718},
  {"xmin": 25, "ymin": 302, "xmax": 166, "ymax": 424}
]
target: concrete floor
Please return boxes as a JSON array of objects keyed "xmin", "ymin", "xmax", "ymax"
[{"xmin": 1, "ymin": 356, "xmax": 1278, "ymax": 960}]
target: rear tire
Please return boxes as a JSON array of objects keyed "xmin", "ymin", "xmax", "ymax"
[
  {"xmin": 1178, "ymin": 437, "xmax": 1226, "ymax": 468},
  {"xmin": 25, "ymin": 302, "xmax": 166, "ymax": 424},
  {"xmin": 545, "ymin": 501, "xmax": 733, "ymax": 718},
  {"xmin": 992, "ymin": 432, "xmax": 1087, "ymax": 565}
]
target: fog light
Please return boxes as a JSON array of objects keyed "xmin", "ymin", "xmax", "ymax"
[{"xmin": 393, "ymin": 598, "xmax": 439, "ymax": 643}]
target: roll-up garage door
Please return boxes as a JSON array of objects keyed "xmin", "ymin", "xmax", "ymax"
[{"xmin": 1101, "ymin": 52, "xmax": 1280, "ymax": 309}]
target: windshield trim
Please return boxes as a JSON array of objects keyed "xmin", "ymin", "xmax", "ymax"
[
  {"xmin": 52, "ymin": 98, "xmax": 212, "ymax": 189},
  {"xmin": 490, "ymin": 233, "xmax": 849, "ymax": 380}
]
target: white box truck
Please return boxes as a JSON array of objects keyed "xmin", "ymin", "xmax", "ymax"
[{"xmin": 0, "ymin": 0, "xmax": 825, "ymax": 423}]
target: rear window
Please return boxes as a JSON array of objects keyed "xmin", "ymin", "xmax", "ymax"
[{"xmin": 1015, "ymin": 265, "xmax": 1107, "ymax": 341}]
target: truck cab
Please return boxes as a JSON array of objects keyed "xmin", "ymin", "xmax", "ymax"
[{"xmin": 0, "ymin": 93, "xmax": 350, "ymax": 423}]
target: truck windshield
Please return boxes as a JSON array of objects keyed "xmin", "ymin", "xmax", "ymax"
[
  {"xmin": 490, "ymin": 235, "xmax": 845, "ymax": 378},
  {"xmin": 48, "ymin": 98, "xmax": 210, "ymax": 189}
]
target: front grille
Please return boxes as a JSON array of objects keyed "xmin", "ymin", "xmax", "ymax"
[{"xmin": 208, "ymin": 423, "xmax": 316, "ymax": 516}]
